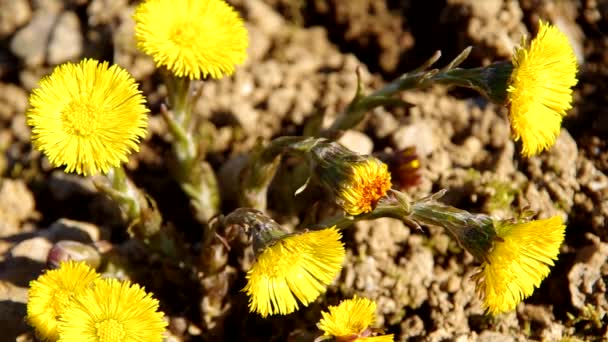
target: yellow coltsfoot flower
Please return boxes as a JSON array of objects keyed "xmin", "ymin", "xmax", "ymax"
[
  {"xmin": 472, "ymin": 216, "xmax": 566, "ymax": 315},
  {"xmin": 507, "ymin": 20, "xmax": 578, "ymax": 157},
  {"xmin": 58, "ymin": 278, "xmax": 167, "ymax": 342},
  {"xmin": 310, "ymin": 141, "xmax": 392, "ymax": 216},
  {"xmin": 27, "ymin": 261, "xmax": 100, "ymax": 341},
  {"xmin": 134, "ymin": 0, "xmax": 248, "ymax": 79},
  {"xmin": 317, "ymin": 296, "xmax": 393, "ymax": 342},
  {"xmin": 27, "ymin": 59, "xmax": 149, "ymax": 176},
  {"xmin": 340, "ymin": 160, "xmax": 393, "ymax": 216},
  {"xmin": 244, "ymin": 227, "xmax": 345, "ymax": 317}
]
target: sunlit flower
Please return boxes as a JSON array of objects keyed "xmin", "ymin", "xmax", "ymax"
[
  {"xmin": 317, "ymin": 296, "xmax": 393, "ymax": 342},
  {"xmin": 27, "ymin": 59, "xmax": 149, "ymax": 176},
  {"xmin": 311, "ymin": 141, "xmax": 392, "ymax": 216},
  {"xmin": 472, "ymin": 216, "xmax": 566, "ymax": 315},
  {"xmin": 243, "ymin": 227, "xmax": 345, "ymax": 317},
  {"xmin": 58, "ymin": 278, "xmax": 167, "ymax": 342},
  {"xmin": 27, "ymin": 261, "xmax": 100, "ymax": 341},
  {"xmin": 340, "ymin": 159, "xmax": 392, "ymax": 215},
  {"xmin": 507, "ymin": 20, "xmax": 578, "ymax": 156},
  {"xmin": 134, "ymin": 0, "xmax": 249, "ymax": 79}
]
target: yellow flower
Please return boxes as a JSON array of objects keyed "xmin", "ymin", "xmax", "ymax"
[
  {"xmin": 58, "ymin": 278, "xmax": 167, "ymax": 342},
  {"xmin": 27, "ymin": 261, "xmax": 100, "ymax": 341},
  {"xmin": 27, "ymin": 59, "xmax": 149, "ymax": 176},
  {"xmin": 317, "ymin": 296, "xmax": 394, "ymax": 342},
  {"xmin": 339, "ymin": 159, "xmax": 393, "ymax": 216},
  {"xmin": 243, "ymin": 227, "xmax": 345, "ymax": 317},
  {"xmin": 134, "ymin": 0, "xmax": 248, "ymax": 79},
  {"xmin": 310, "ymin": 141, "xmax": 392, "ymax": 216},
  {"xmin": 472, "ymin": 216, "xmax": 566, "ymax": 315},
  {"xmin": 507, "ymin": 20, "xmax": 578, "ymax": 157}
]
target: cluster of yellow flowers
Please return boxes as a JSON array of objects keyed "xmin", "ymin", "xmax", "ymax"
[
  {"xmin": 26, "ymin": 0, "xmax": 249, "ymax": 177},
  {"xmin": 27, "ymin": 261, "xmax": 167, "ymax": 342},
  {"xmin": 22, "ymin": 0, "xmax": 579, "ymax": 338}
]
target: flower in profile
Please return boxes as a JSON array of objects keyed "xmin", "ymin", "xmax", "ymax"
[
  {"xmin": 58, "ymin": 278, "xmax": 167, "ymax": 342},
  {"xmin": 27, "ymin": 261, "xmax": 100, "ymax": 341},
  {"xmin": 317, "ymin": 296, "xmax": 393, "ymax": 342},
  {"xmin": 134, "ymin": 0, "xmax": 248, "ymax": 79},
  {"xmin": 311, "ymin": 141, "xmax": 392, "ymax": 216},
  {"xmin": 507, "ymin": 20, "xmax": 578, "ymax": 157},
  {"xmin": 243, "ymin": 227, "xmax": 345, "ymax": 317},
  {"xmin": 27, "ymin": 59, "xmax": 149, "ymax": 176},
  {"xmin": 472, "ymin": 216, "xmax": 566, "ymax": 315}
]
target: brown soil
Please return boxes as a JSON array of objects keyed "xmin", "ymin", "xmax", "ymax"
[{"xmin": 0, "ymin": 0, "xmax": 606, "ymax": 341}]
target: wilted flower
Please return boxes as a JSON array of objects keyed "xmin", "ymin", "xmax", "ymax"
[
  {"xmin": 377, "ymin": 147, "xmax": 421, "ymax": 190},
  {"xmin": 244, "ymin": 226, "xmax": 345, "ymax": 317},
  {"xmin": 317, "ymin": 296, "xmax": 393, "ymax": 342},
  {"xmin": 27, "ymin": 261, "xmax": 100, "ymax": 341},
  {"xmin": 507, "ymin": 20, "xmax": 578, "ymax": 156},
  {"xmin": 58, "ymin": 278, "xmax": 167, "ymax": 342},
  {"xmin": 134, "ymin": 0, "xmax": 248, "ymax": 79},
  {"xmin": 311, "ymin": 141, "xmax": 392, "ymax": 216},
  {"xmin": 26, "ymin": 59, "xmax": 149, "ymax": 176},
  {"xmin": 472, "ymin": 216, "xmax": 566, "ymax": 314}
]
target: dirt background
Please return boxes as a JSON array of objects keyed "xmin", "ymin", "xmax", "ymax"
[{"xmin": 0, "ymin": 0, "xmax": 607, "ymax": 341}]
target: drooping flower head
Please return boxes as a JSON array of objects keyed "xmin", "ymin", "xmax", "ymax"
[
  {"xmin": 317, "ymin": 296, "xmax": 394, "ymax": 342},
  {"xmin": 134, "ymin": 0, "xmax": 249, "ymax": 79},
  {"xmin": 310, "ymin": 140, "xmax": 392, "ymax": 216},
  {"xmin": 27, "ymin": 261, "xmax": 100, "ymax": 341},
  {"xmin": 27, "ymin": 59, "xmax": 149, "ymax": 176},
  {"xmin": 472, "ymin": 216, "xmax": 566, "ymax": 315},
  {"xmin": 58, "ymin": 278, "xmax": 167, "ymax": 342},
  {"xmin": 243, "ymin": 226, "xmax": 345, "ymax": 317},
  {"xmin": 507, "ymin": 20, "xmax": 578, "ymax": 157}
]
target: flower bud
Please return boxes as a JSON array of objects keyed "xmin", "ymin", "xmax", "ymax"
[{"xmin": 47, "ymin": 240, "xmax": 101, "ymax": 270}]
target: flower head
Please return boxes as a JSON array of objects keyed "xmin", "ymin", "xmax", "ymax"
[
  {"xmin": 243, "ymin": 227, "xmax": 345, "ymax": 317},
  {"xmin": 134, "ymin": 0, "xmax": 249, "ymax": 79},
  {"xmin": 311, "ymin": 141, "xmax": 392, "ymax": 216},
  {"xmin": 472, "ymin": 216, "xmax": 566, "ymax": 315},
  {"xmin": 317, "ymin": 296, "xmax": 393, "ymax": 342},
  {"xmin": 27, "ymin": 261, "xmax": 100, "ymax": 341},
  {"xmin": 27, "ymin": 59, "xmax": 149, "ymax": 176},
  {"xmin": 507, "ymin": 20, "xmax": 578, "ymax": 156},
  {"xmin": 58, "ymin": 278, "xmax": 167, "ymax": 342}
]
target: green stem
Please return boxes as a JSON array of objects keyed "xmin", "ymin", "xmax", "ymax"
[
  {"xmin": 322, "ymin": 48, "xmax": 474, "ymax": 139},
  {"xmin": 162, "ymin": 74, "xmax": 220, "ymax": 224},
  {"xmin": 106, "ymin": 166, "xmax": 140, "ymax": 222},
  {"xmin": 239, "ymin": 136, "xmax": 318, "ymax": 209}
]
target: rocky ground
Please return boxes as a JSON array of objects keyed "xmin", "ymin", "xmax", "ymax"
[{"xmin": 0, "ymin": 0, "xmax": 607, "ymax": 341}]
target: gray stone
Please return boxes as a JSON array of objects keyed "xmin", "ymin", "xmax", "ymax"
[
  {"xmin": 48, "ymin": 11, "xmax": 83, "ymax": 65},
  {"xmin": 43, "ymin": 218, "xmax": 102, "ymax": 243},
  {"xmin": 0, "ymin": 0, "xmax": 31, "ymax": 39},
  {"xmin": 337, "ymin": 130, "xmax": 373, "ymax": 155},
  {"xmin": 10, "ymin": 10, "xmax": 58, "ymax": 66}
]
